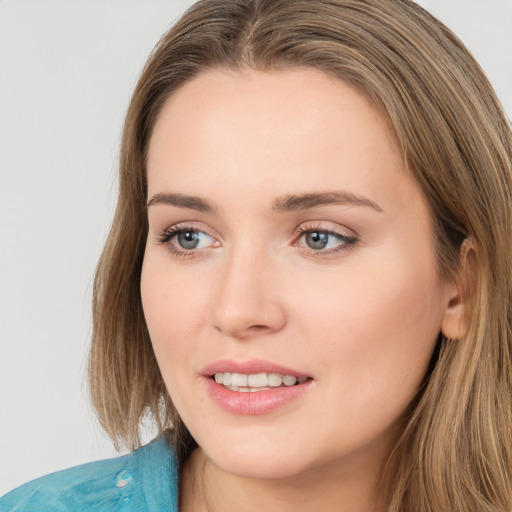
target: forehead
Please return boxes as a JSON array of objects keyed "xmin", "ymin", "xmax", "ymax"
[{"xmin": 146, "ymin": 67, "xmax": 410, "ymax": 212}]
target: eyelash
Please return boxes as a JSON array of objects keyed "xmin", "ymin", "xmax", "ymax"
[
  {"xmin": 157, "ymin": 224, "xmax": 215, "ymax": 259},
  {"xmin": 157, "ymin": 223, "xmax": 358, "ymax": 259},
  {"xmin": 294, "ymin": 224, "xmax": 358, "ymax": 257}
]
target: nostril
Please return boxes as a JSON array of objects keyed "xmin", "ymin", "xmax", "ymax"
[
  {"xmin": 249, "ymin": 325, "xmax": 270, "ymax": 331},
  {"xmin": 214, "ymin": 322, "xmax": 275, "ymax": 338}
]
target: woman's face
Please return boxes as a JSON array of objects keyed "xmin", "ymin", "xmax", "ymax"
[{"xmin": 141, "ymin": 68, "xmax": 457, "ymax": 481}]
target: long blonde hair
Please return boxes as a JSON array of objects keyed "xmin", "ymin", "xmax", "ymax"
[{"xmin": 88, "ymin": 1, "xmax": 512, "ymax": 509}]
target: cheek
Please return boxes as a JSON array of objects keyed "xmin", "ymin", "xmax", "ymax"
[
  {"xmin": 291, "ymin": 249, "xmax": 444, "ymax": 397},
  {"xmin": 140, "ymin": 251, "xmax": 208, "ymax": 378},
  {"xmin": 278, "ymin": 256, "xmax": 444, "ymax": 458}
]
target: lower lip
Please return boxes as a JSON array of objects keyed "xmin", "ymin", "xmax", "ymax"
[{"xmin": 203, "ymin": 378, "xmax": 312, "ymax": 415}]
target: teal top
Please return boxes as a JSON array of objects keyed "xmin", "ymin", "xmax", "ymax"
[{"xmin": 0, "ymin": 436, "xmax": 179, "ymax": 512}]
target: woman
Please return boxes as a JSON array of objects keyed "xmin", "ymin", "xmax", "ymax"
[{"xmin": 2, "ymin": 0, "xmax": 511, "ymax": 510}]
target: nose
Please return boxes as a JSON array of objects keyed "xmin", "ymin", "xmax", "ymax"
[{"xmin": 211, "ymin": 243, "xmax": 287, "ymax": 340}]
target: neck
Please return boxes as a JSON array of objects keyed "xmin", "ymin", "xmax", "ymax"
[{"xmin": 179, "ymin": 444, "xmax": 393, "ymax": 512}]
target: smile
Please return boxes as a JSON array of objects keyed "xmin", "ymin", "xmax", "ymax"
[
  {"xmin": 202, "ymin": 361, "xmax": 314, "ymax": 415},
  {"xmin": 213, "ymin": 372, "xmax": 309, "ymax": 392}
]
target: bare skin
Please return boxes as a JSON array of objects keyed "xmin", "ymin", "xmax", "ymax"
[
  {"xmin": 179, "ymin": 433, "xmax": 394, "ymax": 512},
  {"xmin": 141, "ymin": 67, "xmax": 466, "ymax": 511}
]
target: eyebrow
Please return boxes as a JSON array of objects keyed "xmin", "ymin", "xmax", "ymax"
[
  {"xmin": 146, "ymin": 191, "xmax": 383, "ymax": 213},
  {"xmin": 146, "ymin": 193, "xmax": 214, "ymax": 212},
  {"xmin": 273, "ymin": 191, "xmax": 383, "ymax": 213}
]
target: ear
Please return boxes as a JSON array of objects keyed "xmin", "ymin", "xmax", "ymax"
[{"xmin": 440, "ymin": 238, "xmax": 476, "ymax": 340}]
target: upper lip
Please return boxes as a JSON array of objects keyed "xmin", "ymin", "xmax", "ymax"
[{"xmin": 201, "ymin": 359, "xmax": 311, "ymax": 378}]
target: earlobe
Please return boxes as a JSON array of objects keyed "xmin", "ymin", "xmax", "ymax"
[
  {"xmin": 440, "ymin": 290, "xmax": 468, "ymax": 340},
  {"xmin": 440, "ymin": 238, "xmax": 476, "ymax": 340}
]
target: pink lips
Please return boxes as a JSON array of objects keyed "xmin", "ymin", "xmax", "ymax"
[{"xmin": 201, "ymin": 359, "xmax": 313, "ymax": 415}]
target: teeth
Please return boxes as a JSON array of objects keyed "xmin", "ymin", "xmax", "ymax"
[
  {"xmin": 282, "ymin": 375, "xmax": 297, "ymax": 386},
  {"xmin": 268, "ymin": 373, "xmax": 283, "ymax": 387},
  {"xmin": 248, "ymin": 373, "xmax": 268, "ymax": 387},
  {"xmin": 226, "ymin": 385, "xmax": 271, "ymax": 392},
  {"xmin": 231, "ymin": 373, "xmax": 248, "ymax": 387},
  {"xmin": 214, "ymin": 372, "xmax": 308, "ymax": 389}
]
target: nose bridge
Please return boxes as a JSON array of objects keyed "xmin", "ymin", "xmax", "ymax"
[{"xmin": 212, "ymin": 238, "xmax": 286, "ymax": 338}]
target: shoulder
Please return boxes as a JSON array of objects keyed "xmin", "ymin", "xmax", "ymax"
[{"xmin": 0, "ymin": 435, "xmax": 179, "ymax": 512}]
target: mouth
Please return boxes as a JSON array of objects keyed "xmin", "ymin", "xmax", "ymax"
[
  {"xmin": 211, "ymin": 372, "xmax": 311, "ymax": 392},
  {"xmin": 202, "ymin": 360, "xmax": 313, "ymax": 415}
]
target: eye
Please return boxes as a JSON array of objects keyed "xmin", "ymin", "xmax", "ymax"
[
  {"xmin": 295, "ymin": 225, "xmax": 357, "ymax": 255},
  {"xmin": 174, "ymin": 230, "xmax": 208, "ymax": 250},
  {"xmin": 158, "ymin": 225, "xmax": 219, "ymax": 256},
  {"xmin": 303, "ymin": 231, "xmax": 333, "ymax": 250}
]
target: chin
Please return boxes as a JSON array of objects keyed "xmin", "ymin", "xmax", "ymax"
[
  {"xmin": 194, "ymin": 427, "xmax": 317, "ymax": 481},
  {"xmin": 209, "ymin": 448, "xmax": 307, "ymax": 481}
]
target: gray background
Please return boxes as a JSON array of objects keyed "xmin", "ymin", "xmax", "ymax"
[{"xmin": 0, "ymin": 0, "xmax": 511, "ymax": 496}]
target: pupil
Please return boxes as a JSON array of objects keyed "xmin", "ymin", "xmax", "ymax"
[
  {"xmin": 306, "ymin": 231, "xmax": 328, "ymax": 250},
  {"xmin": 178, "ymin": 231, "xmax": 200, "ymax": 249}
]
